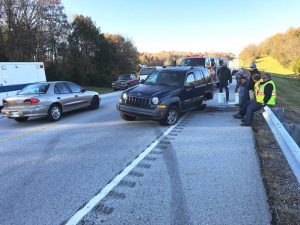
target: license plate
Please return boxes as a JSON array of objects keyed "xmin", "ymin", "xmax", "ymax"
[{"xmin": 10, "ymin": 112, "xmax": 20, "ymax": 117}]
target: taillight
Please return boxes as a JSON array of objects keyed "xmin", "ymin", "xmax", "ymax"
[{"xmin": 24, "ymin": 98, "xmax": 40, "ymax": 104}]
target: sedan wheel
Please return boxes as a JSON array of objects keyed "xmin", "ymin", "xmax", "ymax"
[{"xmin": 48, "ymin": 104, "xmax": 62, "ymax": 122}]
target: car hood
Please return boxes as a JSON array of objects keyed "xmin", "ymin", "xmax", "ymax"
[
  {"xmin": 127, "ymin": 84, "xmax": 181, "ymax": 98},
  {"xmin": 113, "ymin": 80, "xmax": 128, "ymax": 84}
]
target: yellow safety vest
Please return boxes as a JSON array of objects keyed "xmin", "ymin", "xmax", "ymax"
[{"xmin": 255, "ymin": 80, "xmax": 277, "ymax": 105}]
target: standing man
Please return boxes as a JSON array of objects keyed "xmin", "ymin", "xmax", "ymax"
[
  {"xmin": 218, "ymin": 62, "xmax": 232, "ymax": 102},
  {"xmin": 241, "ymin": 73, "xmax": 276, "ymax": 126}
]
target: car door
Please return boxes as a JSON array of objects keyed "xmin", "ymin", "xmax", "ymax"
[
  {"xmin": 66, "ymin": 82, "xmax": 89, "ymax": 108},
  {"xmin": 54, "ymin": 82, "xmax": 77, "ymax": 112},
  {"xmin": 181, "ymin": 73, "xmax": 196, "ymax": 110},
  {"xmin": 194, "ymin": 70, "xmax": 206, "ymax": 105}
]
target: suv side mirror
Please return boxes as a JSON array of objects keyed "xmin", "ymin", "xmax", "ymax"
[{"xmin": 140, "ymin": 79, "xmax": 145, "ymax": 84}]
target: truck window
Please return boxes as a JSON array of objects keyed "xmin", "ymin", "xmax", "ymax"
[
  {"xmin": 202, "ymin": 70, "xmax": 212, "ymax": 83},
  {"xmin": 185, "ymin": 73, "xmax": 195, "ymax": 85}
]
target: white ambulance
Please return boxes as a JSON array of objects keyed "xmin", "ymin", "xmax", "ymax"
[{"xmin": 0, "ymin": 62, "xmax": 46, "ymax": 107}]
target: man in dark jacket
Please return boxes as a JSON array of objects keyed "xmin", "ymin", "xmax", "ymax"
[
  {"xmin": 218, "ymin": 62, "xmax": 232, "ymax": 101},
  {"xmin": 247, "ymin": 63, "xmax": 261, "ymax": 92}
]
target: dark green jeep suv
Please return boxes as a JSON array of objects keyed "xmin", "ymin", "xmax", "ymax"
[{"xmin": 117, "ymin": 66, "xmax": 214, "ymax": 126}]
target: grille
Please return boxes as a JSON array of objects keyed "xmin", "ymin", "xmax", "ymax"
[{"xmin": 126, "ymin": 96, "xmax": 151, "ymax": 108}]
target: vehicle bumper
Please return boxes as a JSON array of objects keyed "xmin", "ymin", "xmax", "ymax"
[
  {"xmin": 1, "ymin": 105, "xmax": 48, "ymax": 118},
  {"xmin": 117, "ymin": 103, "xmax": 167, "ymax": 120}
]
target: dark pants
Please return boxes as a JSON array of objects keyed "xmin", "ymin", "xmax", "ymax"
[
  {"xmin": 242, "ymin": 100, "xmax": 262, "ymax": 125},
  {"xmin": 219, "ymin": 82, "xmax": 229, "ymax": 101}
]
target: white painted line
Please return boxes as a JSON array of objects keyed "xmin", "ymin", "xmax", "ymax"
[
  {"xmin": 263, "ymin": 106, "xmax": 300, "ymax": 184},
  {"xmin": 65, "ymin": 116, "xmax": 186, "ymax": 225}
]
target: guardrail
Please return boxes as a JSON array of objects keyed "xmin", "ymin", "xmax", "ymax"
[{"xmin": 262, "ymin": 106, "xmax": 300, "ymax": 184}]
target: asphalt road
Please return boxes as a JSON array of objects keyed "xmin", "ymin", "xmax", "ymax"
[{"xmin": 0, "ymin": 86, "xmax": 270, "ymax": 225}]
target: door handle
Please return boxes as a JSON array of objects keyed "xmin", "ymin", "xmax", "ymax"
[
  {"xmin": 57, "ymin": 97, "xmax": 61, "ymax": 100},
  {"xmin": 75, "ymin": 95, "xmax": 78, "ymax": 97}
]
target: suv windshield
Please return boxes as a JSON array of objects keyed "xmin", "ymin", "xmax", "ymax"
[
  {"xmin": 18, "ymin": 83, "xmax": 50, "ymax": 95},
  {"xmin": 145, "ymin": 70, "xmax": 185, "ymax": 87},
  {"xmin": 118, "ymin": 75, "xmax": 130, "ymax": 80},
  {"xmin": 140, "ymin": 67, "xmax": 156, "ymax": 75},
  {"xmin": 180, "ymin": 58, "xmax": 205, "ymax": 67}
]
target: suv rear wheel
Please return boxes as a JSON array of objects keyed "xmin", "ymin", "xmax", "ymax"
[{"xmin": 160, "ymin": 105, "xmax": 179, "ymax": 126}]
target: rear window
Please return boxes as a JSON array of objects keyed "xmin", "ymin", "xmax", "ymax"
[
  {"xmin": 18, "ymin": 83, "xmax": 49, "ymax": 95},
  {"xmin": 140, "ymin": 68, "xmax": 156, "ymax": 75},
  {"xmin": 180, "ymin": 58, "xmax": 205, "ymax": 67}
]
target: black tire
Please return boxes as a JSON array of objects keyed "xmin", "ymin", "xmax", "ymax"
[
  {"xmin": 90, "ymin": 96, "xmax": 100, "ymax": 110},
  {"xmin": 160, "ymin": 105, "xmax": 179, "ymax": 126},
  {"xmin": 120, "ymin": 112, "xmax": 136, "ymax": 121},
  {"xmin": 14, "ymin": 117, "xmax": 29, "ymax": 122},
  {"xmin": 48, "ymin": 104, "xmax": 62, "ymax": 122}
]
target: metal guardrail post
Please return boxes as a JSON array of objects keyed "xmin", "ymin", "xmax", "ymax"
[{"xmin": 262, "ymin": 106, "xmax": 300, "ymax": 184}]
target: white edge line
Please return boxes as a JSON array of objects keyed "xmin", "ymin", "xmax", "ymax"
[
  {"xmin": 262, "ymin": 106, "xmax": 300, "ymax": 183},
  {"xmin": 65, "ymin": 115, "xmax": 186, "ymax": 225}
]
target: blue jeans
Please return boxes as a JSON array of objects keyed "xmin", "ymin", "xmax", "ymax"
[{"xmin": 243, "ymin": 100, "xmax": 262, "ymax": 125}]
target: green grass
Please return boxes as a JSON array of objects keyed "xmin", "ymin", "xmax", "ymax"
[
  {"xmin": 83, "ymin": 86, "xmax": 113, "ymax": 94},
  {"xmin": 272, "ymin": 75, "xmax": 300, "ymax": 109},
  {"xmin": 255, "ymin": 56, "xmax": 295, "ymax": 75}
]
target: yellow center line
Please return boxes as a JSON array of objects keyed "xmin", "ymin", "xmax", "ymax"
[{"xmin": 0, "ymin": 124, "xmax": 56, "ymax": 143}]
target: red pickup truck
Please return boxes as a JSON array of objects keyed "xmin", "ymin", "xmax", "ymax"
[{"xmin": 112, "ymin": 74, "xmax": 139, "ymax": 91}]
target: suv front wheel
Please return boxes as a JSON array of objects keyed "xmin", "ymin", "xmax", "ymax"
[{"xmin": 160, "ymin": 105, "xmax": 179, "ymax": 126}]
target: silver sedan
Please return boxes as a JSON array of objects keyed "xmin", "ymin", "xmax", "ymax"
[{"xmin": 1, "ymin": 81, "xmax": 100, "ymax": 122}]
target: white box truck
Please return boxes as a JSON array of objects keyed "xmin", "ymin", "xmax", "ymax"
[{"xmin": 0, "ymin": 62, "xmax": 46, "ymax": 107}]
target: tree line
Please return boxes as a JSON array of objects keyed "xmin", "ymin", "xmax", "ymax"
[
  {"xmin": 140, "ymin": 51, "xmax": 235, "ymax": 67},
  {"xmin": 0, "ymin": 0, "xmax": 139, "ymax": 86},
  {"xmin": 0, "ymin": 0, "xmax": 235, "ymax": 87},
  {"xmin": 239, "ymin": 27, "xmax": 300, "ymax": 73}
]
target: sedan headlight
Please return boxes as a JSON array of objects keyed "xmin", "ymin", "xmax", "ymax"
[
  {"xmin": 122, "ymin": 92, "xmax": 128, "ymax": 101},
  {"xmin": 152, "ymin": 97, "xmax": 159, "ymax": 105}
]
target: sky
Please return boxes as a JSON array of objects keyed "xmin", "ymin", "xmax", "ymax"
[{"xmin": 61, "ymin": 0, "xmax": 300, "ymax": 55}]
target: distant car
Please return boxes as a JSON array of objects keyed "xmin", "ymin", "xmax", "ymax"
[
  {"xmin": 117, "ymin": 66, "xmax": 214, "ymax": 126},
  {"xmin": 1, "ymin": 81, "xmax": 100, "ymax": 122},
  {"xmin": 139, "ymin": 66, "xmax": 162, "ymax": 82},
  {"xmin": 112, "ymin": 74, "xmax": 139, "ymax": 91}
]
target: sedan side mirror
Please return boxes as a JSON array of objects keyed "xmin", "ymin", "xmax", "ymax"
[{"xmin": 81, "ymin": 88, "xmax": 86, "ymax": 93}]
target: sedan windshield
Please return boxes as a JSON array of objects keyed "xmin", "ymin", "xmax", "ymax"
[
  {"xmin": 145, "ymin": 71, "xmax": 185, "ymax": 87},
  {"xmin": 118, "ymin": 75, "xmax": 130, "ymax": 80},
  {"xmin": 18, "ymin": 83, "xmax": 50, "ymax": 95}
]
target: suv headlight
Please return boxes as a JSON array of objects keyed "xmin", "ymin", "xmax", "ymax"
[
  {"xmin": 122, "ymin": 92, "xmax": 128, "ymax": 101},
  {"xmin": 152, "ymin": 97, "xmax": 159, "ymax": 105}
]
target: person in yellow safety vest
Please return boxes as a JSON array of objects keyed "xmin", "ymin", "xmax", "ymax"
[{"xmin": 241, "ymin": 73, "xmax": 276, "ymax": 126}]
